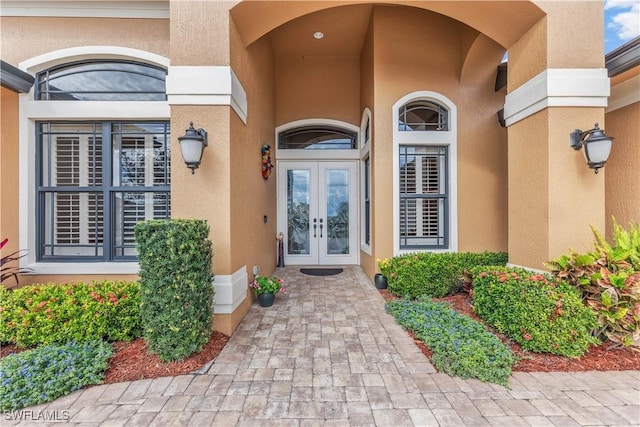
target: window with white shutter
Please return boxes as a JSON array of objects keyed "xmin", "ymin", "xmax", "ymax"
[
  {"xmin": 394, "ymin": 92, "xmax": 457, "ymax": 253},
  {"xmin": 37, "ymin": 121, "xmax": 170, "ymax": 261},
  {"xmin": 399, "ymin": 146, "xmax": 447, "ymax": 249}
]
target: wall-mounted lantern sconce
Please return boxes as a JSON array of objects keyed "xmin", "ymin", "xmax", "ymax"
[
  {"xmin": 570, "ymin": 122, "xmax": 614, "ymax": 174},
  {"xmin": 178, "ymin": 122, "xmax": 208, "ymax": 174}
]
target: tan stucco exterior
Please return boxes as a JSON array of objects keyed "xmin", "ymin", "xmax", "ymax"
[
  {"xmin": 0, "ymin": 88, "xmax": 20, "ymax": 265},
  {"xmin": 506, "ymin": 1, "xmax": 608, "ymax": 269},
  {"xmin": 2, "ymin": 0, "xmax": 631, "ymax": 335},
  {"xmin": 0, "ymin": 17, "xmax": 169, "ymax": 66},
  {"xmin": 605, "ymin": 96, "xmax": 640, "ymax": 240}
]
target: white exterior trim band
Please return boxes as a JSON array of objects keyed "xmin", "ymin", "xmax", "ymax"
[
  {"xmin": 212, "ymin": 266, "xmax": 248, "ymax": 314},
  {"xmin": 166, "ymin": 66, "xmax": 248, "ymax": 124},
  {"xmin": 607, "ymin": 74, "xmax": 640, "ymax": 113},
  {"xmin": 504, "ymin": 68, "xmax": 610, "ymax": 127},
  {"xmin": 20, "ymin": 46, "xmax": 170, "ymax": 71},
  {"xmin": 0, "ymin": 1, "xmax": 169, "ymax": 19}
]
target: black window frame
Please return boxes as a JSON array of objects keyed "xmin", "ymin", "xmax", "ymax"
[
  {"xmin": 35, "ymin": 60, "xmax": 167, "ymax": 101},
  {"xmin": 398, "ymin": 100, "xmax": 448, "ymax": 132},
  {"xmin": 36, "ymin": 121, "xmax": 171, "ymax": 262},
  {"xmin": 278, "ymin": 126, "xmax": 358, "ymax": 150},
  {"xmin": 398, "ymin": 145, "xmax": 449, "ymax": 250}
]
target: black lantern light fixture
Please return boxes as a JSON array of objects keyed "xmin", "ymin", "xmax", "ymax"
[
  {"xmin": 570, "ymin": 122, "xmax": 614, "ymax": 174},
  {"xmin": 178, "ymin": 122, "xmax": 208, "ymax": 174}
]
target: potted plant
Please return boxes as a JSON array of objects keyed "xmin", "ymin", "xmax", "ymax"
[
  {"xmin": 250, "ymin": 276, "xmax": 286, "ymax": 307},
  {"xmin": 375, "ymin": 258, "xmax": 391, "ymax": 289}
]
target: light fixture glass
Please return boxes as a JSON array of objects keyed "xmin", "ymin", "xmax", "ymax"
[
  {"xmin": 178, "ymin": 122, "xmax": 208, "ymax": 174},
  {"xmin": 570, "ymin": 122, "xmax": 613, "ymax": 174},
  {"xmin": 313, "ymin": 31, "xmax": 324, "ymax": 39}
]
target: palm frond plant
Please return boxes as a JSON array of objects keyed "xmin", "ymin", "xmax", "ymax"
[{"xmin": 1, "ymin": 238, "xmax": 32, "ymax": 289}]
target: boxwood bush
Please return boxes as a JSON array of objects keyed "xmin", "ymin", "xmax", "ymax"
[
  {"xmin": 0, "ymin": 281, "xmax": 141, "ymax": 347},
  {"xmin": 379, "ymin": 251, "xmax": 508, "ymax": 298},
  {"xmin": 0, "ymin": 340, "xmax": 112, "ymax": 411},
  {"xmin": 471, "ymin": 266, "xmax": 598, "ymax": 357},
  {"xmin": 135, "ymin": 219, "xmax": 214, "ymax": 362},
  {"xmin": 386, "ymin": 298, "xmax": 515, "ymax": 385}
]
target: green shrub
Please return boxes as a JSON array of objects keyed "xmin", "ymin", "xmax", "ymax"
[
  {"xmin": 471, "ymin": 266, "xmax": 598, "ymax": 357},
  {"xmin": 386, "ymin": 298, "xmax": 515, "ymax": 385},
  {"xmin": 135, "ymin": 219, "xmax": 214, "ymax": 362},
  {"xmin": 378, "ymin": 252, "xmax": 508, "ymax": 298},
  {"xmin": 0, "ymin": 340, "xmax": 112, "ymax": 411},
  {"xmin": 545, "ymin": 220, "xmax": 640, "ymax": 347},
  {"xmin": 0, "ymin": 281, "xmax": 141, "ymax": 347}
]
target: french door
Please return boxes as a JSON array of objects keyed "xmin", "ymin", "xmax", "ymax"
[{"xmin": 277, "ymin": 161, "xmax": 358, "ymax": 265}]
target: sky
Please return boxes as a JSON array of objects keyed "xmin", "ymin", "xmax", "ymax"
[{"xmin": 604, "ymin": 0, "xmax": 640, "ymax": 53}]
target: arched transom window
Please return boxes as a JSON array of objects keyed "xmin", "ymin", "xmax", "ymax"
[
  {"xmin": 35, "ymin": 60, "xmax": 167, "ymax": 101},
  {"xmin": 398, "ymin": 100, "xmax": 448, "ymax": 131},
  {"xmin": 278, "ymin": 126, "xmax": 358, "ymax": 150}
]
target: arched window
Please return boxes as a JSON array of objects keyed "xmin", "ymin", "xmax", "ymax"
[
  {"xmin": 35, "ymin": 60, "xmax": 167, "ymax": 101},
  {"xmin": 278, "ymin": 126, "xmax": 357, "ymax": 150},
  {"xmin": 393, "ymin": 92, "xmax": 457, "ymax": 253},
  {"xmin": 398, "ymin": 100, "xmax": 448, "ymax": 131},
  {"xmin": 31, "ymin": 59, "xmax": 170, "ymax": 263}
]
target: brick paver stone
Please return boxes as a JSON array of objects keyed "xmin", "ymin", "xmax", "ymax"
[{"xmin": 15, "ymin": 267, "xmax": 640, "ymax": 427}]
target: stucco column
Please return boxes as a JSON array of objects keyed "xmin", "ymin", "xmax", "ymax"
[
  {"xmin": 168, "ymin": 0, "xmax": 234, "ymax": 275},
  {"xmin": 167, "ymin": 1, "xmax": 253, "ymax": 335},
  {"xmin": 505, "ymin": 1, "xmax": 608, "ymax": 269}
]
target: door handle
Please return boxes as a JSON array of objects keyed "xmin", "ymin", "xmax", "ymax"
[
  {"xmin": 313, "ymin": 218, "xmax": 317, "ymax": 238},
  {"xmin": 319, "ymin": 218, "xmax": 323, "ymax": 238}
]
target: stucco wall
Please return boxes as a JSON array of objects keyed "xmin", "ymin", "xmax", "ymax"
[
  {"xmin": 370, "ymin": 6, "xmax": 509, "ymax": 263},
  {"xmin": 0, "ymin": 88, "xmax": 20, "ymax": 267},
  {"xmin": 0, "ymin": 17, "xmax": 169, "ymax": 65},
  {"xmin": 275, "ymin": 57, "xmax": 361, "ymax": 126},
  {"xmin": 229, "ymin": 21, "xmax": 278, "ymax": 279},
  {"xmin": 605, "ymin": 102, "xmax": 640, "ymax": 239}
]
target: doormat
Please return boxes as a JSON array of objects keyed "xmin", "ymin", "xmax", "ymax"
[{"xmin": 300, "ymin": 268, "xmax": 344, "ymax": 276}]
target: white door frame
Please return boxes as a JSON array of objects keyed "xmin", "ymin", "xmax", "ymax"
[{"xmin": 277, "ymin": 160, "xmax": 359, "ymax": 265}]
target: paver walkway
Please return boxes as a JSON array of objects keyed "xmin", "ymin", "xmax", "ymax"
[{"xmin": 6, "ymin": 266, "xmax": 639, "ymax": 426}]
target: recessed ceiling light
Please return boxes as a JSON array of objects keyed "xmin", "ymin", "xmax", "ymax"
[{"xmin": 313, "ymin": 31, "xmax": 324, "ymax": 40}]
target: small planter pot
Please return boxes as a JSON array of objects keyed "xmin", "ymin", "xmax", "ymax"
[
  {"xmin": 257, "ymin": 293, "xmax": 276, "ymax": 307},
  {"xmin": 374, "ymin": 274, "xmax": 388, "ymax": 290}
]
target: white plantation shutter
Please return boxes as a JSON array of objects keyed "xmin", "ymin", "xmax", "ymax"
[
  {"xmin": 54, "ymin": 137, "xmax": 80, "ymax": 244},
  {"xmin": 49, "ymin": 135, "xmax": 103, "ymax": 255},
  {"xmin": 399, "ymin": 146, "xmax": 447, "ymax": 248},
  {"xmin": 38, "ymin": 122, "xmax": 170, "ymax": 260}
]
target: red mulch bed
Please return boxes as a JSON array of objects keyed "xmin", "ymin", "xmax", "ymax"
[
  {"xmin": 0, "ymin": 331, "xmax": 230, "ymax": 385},
  {"xmin": 379, "ymin": 289, "xmax": 640, "ymax": 372},
  {"xmin": 2, "ymin": 292, "xmax": 639, "ymax": 383}
]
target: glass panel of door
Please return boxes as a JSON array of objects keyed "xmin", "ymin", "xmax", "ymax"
[{"xmin": 278, "ymin": 161, "xmax": 357, "ymax": 265}]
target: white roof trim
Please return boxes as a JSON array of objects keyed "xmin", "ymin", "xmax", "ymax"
[
  {"xmin": 0, "ymin": 1, "xmax": 169, "ymax": 19},
  {"xmin": 607, "ymin": 74, "xmax": 640, "ymax": 113}
]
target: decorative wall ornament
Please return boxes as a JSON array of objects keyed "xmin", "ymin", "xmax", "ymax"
[{"xmin": 261, "ymin": 144, "xmax": 273, "ymax": 179}]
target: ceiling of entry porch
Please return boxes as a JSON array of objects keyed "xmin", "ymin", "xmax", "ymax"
[{"xmin": 230, "ymin": 1, "xmax": 545, "ymax": 57}]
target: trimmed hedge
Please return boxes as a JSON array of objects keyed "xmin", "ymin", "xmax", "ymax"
[
  {"xmin": 386, "ymin": 298, "xmax": 515, "ymax": 385},
  {"xmin": 379, "ymin": 252, "xmax": 508, "ymax": 298},
  {"xmin": 135, "ymin": 219, "xmax": 214, "ymax": 362},
  {"xmin": 471, "ymin": 266, "xmax": 598, "ymax": 357},
  {"xmin": 0, "ymin": 340, "xmax": 112, "ymax": 411},
  {"xmin": 0, "ymin": 281, "xmax": 141, "ymax": 347}
]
